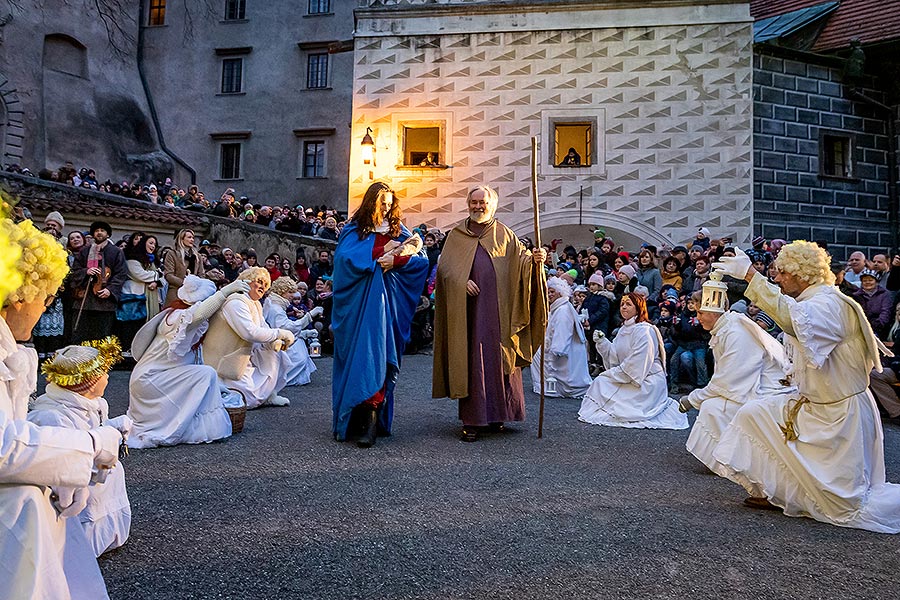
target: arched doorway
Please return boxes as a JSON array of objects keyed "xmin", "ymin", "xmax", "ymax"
[{"xmin": 504, "ymin": 209, "xmax": 672, "ymax": 251}]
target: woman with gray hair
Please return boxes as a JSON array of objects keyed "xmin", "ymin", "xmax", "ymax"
[{"xmin": 530, "ymin": 277, "xmax": 591, "ymax": 398}]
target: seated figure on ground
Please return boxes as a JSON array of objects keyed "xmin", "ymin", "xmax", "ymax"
[
  {"xmin": 678, "ymin": 272, "xmax": 795, "ymax": 475},
  {"xmin": 530, "ymin": 276, "xmax": 592, "ymax": 398},
  {"xmin": 203, "ymin": 267, "xmax": 295, "ymax": 409},
  {"xmin": 263, "ymin": 276, "xmax": 322, "ymax": 387},
  {"xmin": 30, "ymin": 338, "xmax": 132, "ymax": 557},
  {"xmin": 711, "ymin": 243, "xmax": 900, "ymax": 533},
  {"xmin": 578, "ymin": 291, "xmax": 688, "ymax": 430},
  {"xmin": 128, "ymin": 275, "xmax": 248, "ymax": 448}
]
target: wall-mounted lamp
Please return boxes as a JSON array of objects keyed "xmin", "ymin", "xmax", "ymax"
[{"xmin": 361, "ymin": 127, "xmax": 375, "ymax": 166}]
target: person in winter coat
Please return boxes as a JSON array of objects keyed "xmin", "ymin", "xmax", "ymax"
[
  {"xmin": 636, "ymin": 249, "xmax": 662, "ymax": 301},
  {"xmin": 852, "ymin": 269, "xmax": 893, "ymax": 339},
  {"xmin": 661, "ymin": 256, "xmax": 683, "ymax": 292},
  {"xmin": 668, "ymin": 291, "xmax": 711, "ymax": 391}
]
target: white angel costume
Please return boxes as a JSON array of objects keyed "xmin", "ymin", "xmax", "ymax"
[
  {"xmin": 0, "ymin": 319, "xmax": 110, "ymax": 600},
  {"xmin": 263, "ymin": 295, "xmax": 317, "ymax": 387},
  {"xmin": 578, "ymin": 317, "xmax": 688, "ymax": 429},
  {"xmin": 684, "ymin": 311, "xmax": 794, "ymax": 475},
  {"xmin": 127, "ymin": 277, "xmax": 236, "ymax": 448},
  {"xmin": 531, "ymin": 295, "xmax": 591, "ymax": 398},
  {"xmin": 28, "ymin": 385, "xmax": 131, "ymax": 557},
  {"xmin": 713, "ymin": 274, "xmax": 900, "ymax": 533},
  {"xmin": 203, "ymin": 293, "xmax": 289, "ymax": 409}
]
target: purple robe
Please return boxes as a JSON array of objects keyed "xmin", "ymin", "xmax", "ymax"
[{"xmin": 459, "ymin": 244, "xmax": 526, "ymax": 426}]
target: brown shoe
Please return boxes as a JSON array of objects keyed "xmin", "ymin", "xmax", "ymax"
[{"xmin": 743, "ymin": 497, "xmax": 781, "ymax": 511}]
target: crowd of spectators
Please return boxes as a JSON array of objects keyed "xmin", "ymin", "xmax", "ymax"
[
  {"xmin": 4, "ymin": 162, "xmax": 344, "ymax": 237},
  {"xmin": 9, "ymin": 159, "xmax": 900, "ymax": 418}
]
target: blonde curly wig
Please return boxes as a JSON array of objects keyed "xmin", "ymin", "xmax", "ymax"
[
  {"xmin": 238, "ymin": 266, "xmax": 271, "ymax": 289},
  {"xmin": 0, "ymin": 219, "xmax": 24, "ymax": 308},
  {"xmin": 773, "ymin": 240, "xmax": 835, "ymax": 286},
  {"xmin": 269, "ymin": 276, "xmax": 297, "ymax": 297},
  {"xmin": 2, "ymin": 219, "xmax": 69, "ymax": 305}
]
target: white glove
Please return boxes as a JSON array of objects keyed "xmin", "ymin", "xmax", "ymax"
[
  {"xmin": 221, "ymin": 279, "xmax": 251, "ymax": 296},
  {"xmin": 106, "ymin": 415, "xmax": 133, "ymax": 437},
  {"xmin": 88, "ymin": 425, "xmax": 123, "ymax": 470},
  {"xmin": 308, "ymin": 306, "xmax": 324, "ymax": 319},
  {"xmin": 276, "ymin": 329, "xmax": 295, "ymax": 346},
  {"xmin": 51, "ymin": 486, "xmax": 90, "ymax": 518},
  {"xmin": 678, "ymin": 395, "xmax": 694, "ymax": 413},
  {"xmin": 712, "ymin": 247, "xmax": 752, "ymax": 280},
  {"xmin": 592, "ymin": 330, "xmax": 605, "ymax": 343},
  {"xmin": 300, "ymin": 329, "xmax": 318, "ymax": 340}
]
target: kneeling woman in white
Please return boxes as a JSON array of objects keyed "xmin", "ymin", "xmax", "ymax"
[
  {"xmin": 29, "ymin": 340, "xmax": 131, "ymax": 557},
  {"xmin": 263, "ymin": 276, "xmax": 321, "ymax": 387},
  {"xmin": 530, "ymin": 276, "xmax": 591, "ymax": 398},
  {"xmin": 578, "ymin": 291, "xmax": 688, "ymax": 429},
  {"xmin": 127, "ymin": 276, "xmax": 250, "ymax": 448}
]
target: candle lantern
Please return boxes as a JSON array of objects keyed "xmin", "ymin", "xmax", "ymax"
[{"xmin": 701, "ymin": 270, "xmax": 728, "ymax": 313}]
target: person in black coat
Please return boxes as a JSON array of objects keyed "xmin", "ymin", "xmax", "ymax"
[{"xmin": 67, "ymin": 221, "xmax": 128, "ymax": 343}]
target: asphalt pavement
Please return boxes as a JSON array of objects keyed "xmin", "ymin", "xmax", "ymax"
[{"xmin": 93, "ymin": 355, "xmax": 900, "ymax": 600}]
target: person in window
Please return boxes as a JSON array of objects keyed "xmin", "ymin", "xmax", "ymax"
[
  {"xmin": 560, "ymin": 147, "xmax": 581, "ymax": 166},
  {"xmin": 419, "ymin": 152, "xmax": 437, "ymax": 167}
]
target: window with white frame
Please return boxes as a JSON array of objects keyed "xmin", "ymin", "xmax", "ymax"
[
  {"xmin": 224, "ymin": 0, "xmax": 246, "ymax": 20},
  {"xmin": 540, "ymin": 109, "xmax": 606, "ymax": 177},
  {"xmin": 220, "ymin": 143, "xmax": 242, "ymax": 180},
  {"xmin": 221, "ymin": 57, "xmax": 243, "ymax": 93},
  {"xmin": 307, "ymin": 53, "xmax": 328, "ymax": 89},
  {"xmin": 303, "ymin": 141, "xmax": 325, "ymax": 178},
  {"xmin": 308, "ymin": 0, "xmax": 331, "ymax": 15}
]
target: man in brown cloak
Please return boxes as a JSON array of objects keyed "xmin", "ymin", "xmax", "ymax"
[{"xmin": 432, "ymin": 185, "xmax": 547, "ymax": 441}]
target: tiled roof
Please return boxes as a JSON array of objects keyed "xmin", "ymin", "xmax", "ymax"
[
  {"xmin": 20, "ymin": 195, "xmax": 206, "ymax": 227},
  {"xmin": 751, "ymin": 0, "xmax": 900, "ymax": 50}
]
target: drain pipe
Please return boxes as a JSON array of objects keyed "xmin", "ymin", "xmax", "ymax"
[{"xmin": 136, "ymin": 0, "xmax": 197, "ymax": 184}]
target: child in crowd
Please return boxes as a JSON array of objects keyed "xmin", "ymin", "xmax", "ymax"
[
  {"xmin": 668, "ymin": 291, "xmax": 710, "ymax": 393},
  {"xmin": 661, "ymin": 256, "xmax": 683, "ymax": 292}
]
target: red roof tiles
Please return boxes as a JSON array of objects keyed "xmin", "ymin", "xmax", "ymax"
[
  {"xmin": 20, "ymin": 195, "xmax": 206, "ymax": 227},
  {"xmin": 751, "ymin": 0, "xmax": 900, "ymax": 50}
]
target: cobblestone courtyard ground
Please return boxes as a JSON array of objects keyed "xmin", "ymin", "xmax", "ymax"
[{"xmin": 93, "ymin": 356, "xmax": 899, "ymax": 599}]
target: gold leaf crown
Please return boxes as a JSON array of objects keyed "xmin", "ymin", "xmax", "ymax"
[{"xmin": 42, "ymin": 336, "xmax": 123, "ymax": 388}]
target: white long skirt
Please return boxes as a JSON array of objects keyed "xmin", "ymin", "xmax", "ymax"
[
  {"xmin": 283, "ymin": 340, "xmax": 317, "ymax": 387},
  {"xmin": 578, "ymin": 369, "xmax": 688, "ymax": 430},
  {"xmin": 713, "ymin": 391, "xmax": 900, "ymax": 533}
]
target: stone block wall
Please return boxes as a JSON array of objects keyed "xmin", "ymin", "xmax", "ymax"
[{"xmin": 752, "ymin": 48, "xmax": 895, "ymax": 260}]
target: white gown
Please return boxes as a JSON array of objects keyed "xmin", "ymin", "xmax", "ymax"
[
  {"xmin": 213, "ymin": 295, "xmax": 288, "ymax": 409},
  {"xmin": 531, "ymin": 296, "xmax": 591, "ymax": 398},
  {"xmin": 0, "ymin": 318, "xmax": 109, "ymax": 600},
  {"xmin": 713, "ymin": 275, "xmax": 900, "ymax": 533},
  {"xmin": 578, "ymin": 317, "xmax": 688, "ymax": 429},
  {"xmin": 128, "ymin": 307, "xmax": 233, "ymax": 448},
  {"xmin": 684, "ymin": 311, "xmax": 795, "ymax": 475},
  {"xmin": 263, "ymin": 295, "xmax": 317, "ymax": 387},
  {"xmin": 28, "ymin": 385, "xmax": 131, "ymax": 557}
]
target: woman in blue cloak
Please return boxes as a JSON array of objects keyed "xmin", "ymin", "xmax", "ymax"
[{"xmin": 331, "ymin": 182, "xmax": 429, "ymax": 447}]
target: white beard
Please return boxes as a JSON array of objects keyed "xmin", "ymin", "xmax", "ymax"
[{"xmin": 469, "ymin": 210, "xmax": 493, "ymax": 224}]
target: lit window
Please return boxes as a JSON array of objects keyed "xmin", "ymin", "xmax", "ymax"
[
  {"xmin": 148, "ymin": 0, "xmax": 166, "ymax": 26},
  {"xmin": 308, "ymin": 0, "xmax": 331, "ymax": 14},
  {"xmin": 554, "ymin": 122, "xmax": 592, "ymax": 167},
  {"xmin": 220, "ymin": 143, "xmax": 241, "ymax": 180},
  {"xmin": 402, "ymin": 125, "xmax": 442, "ymax": 166},
  {"xmin": 221, "ymin": 58, "xmax": 243, "ymax": 93},
  {"xmin": 224, "ymin": 0, "xmax": 246, "ymax": 20},
  {"xmin": 307, "ymin": 53, "xmax": 328, "ymax": 89},
  {"xmin": 303, "ymin": 141, "xmax": 325, "ymax": 177},
  {"xmin": 820, "ymin": 133, "xmax": 853, "ymax": 179}
]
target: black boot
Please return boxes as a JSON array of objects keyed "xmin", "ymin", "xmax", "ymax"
[{"xmin": 357, "ymin": 407, "xmax": 378, "ymax": 448}]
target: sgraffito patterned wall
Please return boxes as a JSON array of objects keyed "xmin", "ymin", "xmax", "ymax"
[{"xmin": 350, "ymin": 8, "xmax": 754, "ymax": 245}]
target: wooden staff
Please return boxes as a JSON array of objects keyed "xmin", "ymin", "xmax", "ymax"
[{"xmin": 531, "ymin": 136, "xmax": 549, "ymax": 438}]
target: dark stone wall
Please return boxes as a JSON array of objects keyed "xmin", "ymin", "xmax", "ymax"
[{"xmin": 753, "ymin": 47, "xmax": 896, "ymax": 260}]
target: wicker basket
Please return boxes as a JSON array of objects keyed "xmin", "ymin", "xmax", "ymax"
[{"xmin": 226, "ymin": 390, "xmax": 247, "ymax": 434}]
